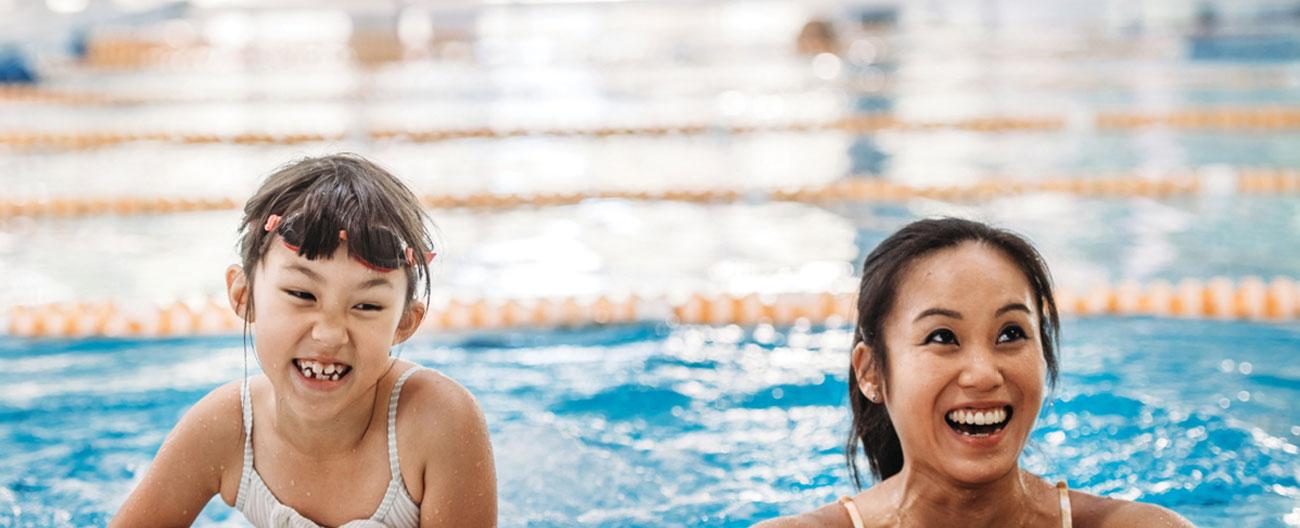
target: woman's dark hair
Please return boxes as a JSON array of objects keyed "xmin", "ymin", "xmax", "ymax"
[
  {"xmin": 846, "ymin": 217, "xmax": 1060, "ymax": 487},
  {"xmin": 236, "ymin": 153, "xmax": 436, "ymax": 322}
]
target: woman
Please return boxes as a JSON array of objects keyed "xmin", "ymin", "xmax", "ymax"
[{"xmin": 760, "ymin": 218, "xmax": 1191, "ymax": 527}]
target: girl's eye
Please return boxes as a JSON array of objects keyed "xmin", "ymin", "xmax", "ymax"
[
  {"xmin": 997, "ymin": 324, "xmax": 1028, "ymax": 343},
  {"xmin": 284, "ymin": 290, "xmax": 315, "ymax": 302},
  {"xmin": 353, "ymin": 303, "xmax": 384, "ymax": 312},
  {"xmin": 924, "ymin": 329, "xmax": 959, "ymax": 346}
]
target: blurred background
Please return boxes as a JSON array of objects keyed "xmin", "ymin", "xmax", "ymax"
[{"xmin": 1, "ymin": 0, "xmax": 1298, "ymax": 526}]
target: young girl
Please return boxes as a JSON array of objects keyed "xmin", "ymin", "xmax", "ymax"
[
  {"xmin": 113, "ymin": 154, "xmax": 497, "ymax": 527},
  {"xmin": 759, "ymin": 218, "xmax": 1190, "ymax": 528}
]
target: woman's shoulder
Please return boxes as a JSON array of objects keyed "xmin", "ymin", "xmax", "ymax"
[
  {"xmin": 754, "ymin": 486, "xmax": 895, "ymax": 528},
  {"xmin": 753, "ymin": 501, "xmax": 854, "ymax": 528},
  {"xmin": 1069, "ymin": 489, "xmax": 1194, "ymax": 528}
]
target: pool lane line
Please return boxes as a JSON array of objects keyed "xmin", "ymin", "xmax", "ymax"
[
  {"xmin": 4, "ymin": 107, "xmax": 1300, "ymax": 151},
  {"xmin": 3, "ymin": 277, "xmax": 1297, "ymax": 338},
  {"xmin": 3, "ymin": 168, "xmax": 1298, "ymax": 220}
]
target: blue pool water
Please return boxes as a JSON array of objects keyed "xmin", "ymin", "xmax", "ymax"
[
  {"xmin": 3, "ymin": 2, "xmax": 1300, "ymax": 526},
  {"xmin": 1, "ymin": 317, "xmax": 1296, "ymax": 527}
]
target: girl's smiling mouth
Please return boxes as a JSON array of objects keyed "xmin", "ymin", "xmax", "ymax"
[{"xmin": 292, "ymin": 358, "xmax": 354, "ymax": 387}]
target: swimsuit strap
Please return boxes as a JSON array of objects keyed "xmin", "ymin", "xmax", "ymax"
[
  {"xmin": 1057, "ymin": 481, "xmax": 1073, "ymax": 528},
  {"xmin": 387, "ymin": 367, "xmax": 421, "ymax": 481},
  {"xmin": 838, "ymin": 496, "xmax": 865, "ymax": 528},
  {"xmin": 367, "ymin": 365, "xmax": 423, "ymax": 521},
  {"xmin": 235, "ymin": 377, "xmax": 255, "ymax": 510}
]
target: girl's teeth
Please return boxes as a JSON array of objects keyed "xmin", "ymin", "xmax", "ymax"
[{"xmin": 295, "ymin": 360, "xmax": 349, "ymax": 382}]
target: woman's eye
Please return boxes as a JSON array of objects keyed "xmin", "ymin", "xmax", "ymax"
[
  {"xmin": 284, "ymin": 290, "xmax": 315, "ymax": 302},
  {"xmin": 924, "ymin": 329, "xmax": 959, "ymax": 345},
  {"xmin": 997, "ymin": 325, "xmax": 1028, "ymax": 343}
]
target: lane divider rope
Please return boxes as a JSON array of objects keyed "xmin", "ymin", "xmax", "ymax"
[
  {"xmin": 0, "ymin": 117, "xmax": 1057, "ymax": 151},
  {"xmin": 3, "ymin": 107, "xmax": 1300, "ymax": 150},
  {"xmin": 3, "ymin": 276, "xmax": 1296, "ymax": 338},
  {"xmin": 5, "ymin": 79, "xmax": 1295, "ymax": 106},
  {"xmin": 3, "ymin": 168, "xmax": 1297, "ymax": 220}
]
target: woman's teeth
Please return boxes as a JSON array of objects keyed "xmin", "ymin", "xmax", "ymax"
[
  {"xmin": 294, "ymin": 359, "xmax": 351, "ymax": 382},
  {"xmin": 945, "ymin": 406, "xmax": 1012, "ymax": 436}
]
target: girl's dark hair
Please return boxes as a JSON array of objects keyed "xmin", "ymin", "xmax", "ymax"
[
  {"xmin": 846, "ymin": 217, "xmax": 1060, "ymax": 487},
  {"xmin": 236, "ymin": 153, "xmax": 436, "ymax": 322}
]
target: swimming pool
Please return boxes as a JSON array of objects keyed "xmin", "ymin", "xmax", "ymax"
[
  {"xmin": 1, "ymin": 315, "xmax": 1296, "ymax": 526},
  {"xmin": 3, "ymin": 0, "xmax": 1300, "ymax": 526}
]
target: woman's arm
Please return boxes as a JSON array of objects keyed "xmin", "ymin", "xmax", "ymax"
[
  {"xmin": 111, "ymin": 381, "xmax": 243, "ymax": 527},
  {"xmin": 407, "ymin": 371, "xmax": 497, "ymax": 528}
]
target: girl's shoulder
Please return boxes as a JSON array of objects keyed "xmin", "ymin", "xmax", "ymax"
[
  {"xmin": 396, "ymin": 364, "xmax": 483, "ymax": 418},
  {"xmin": 392, "ymin": 362, "xmax": 495, "ymax": 508},
  {"xmin": 179, "ymin": 379, "xmax": 247, "ymax": 455},
  {"xmin": 158, "ymin": 379, "xmax": 249, "ymax": 504},
  {"xmin": 393, "ymin": 362, "xmax": 489, "ymax": 449},
  {"xmin": 1067, "ymin": 489, "xmax": 1194, "ymax": 528}
]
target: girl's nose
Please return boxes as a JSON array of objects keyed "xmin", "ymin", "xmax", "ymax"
[{"xmin": 311, "ymin": 313, "xmax": 349, "ymax": 347}]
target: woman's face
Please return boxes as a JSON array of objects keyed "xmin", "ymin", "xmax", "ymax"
[
  {"xmin": 873, "ymin": 242, "xmax": 1046, "ymax": 485},
  {"xmin": 247, "ymin": 238, "xmax": 421, "ymax": 418}
]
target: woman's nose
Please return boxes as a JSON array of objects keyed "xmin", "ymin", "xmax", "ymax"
[{"xmin": 957, "ymin": 345, "xmax": 1004, "ymax": 392}]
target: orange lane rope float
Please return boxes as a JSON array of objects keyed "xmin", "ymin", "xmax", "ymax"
[
  {"xmin": 2, "ymin": 108, "xmax": 1300, "ymax": 151},
  {"xmin": 6, "ymin": 110, "xmax": 1300, "ymax": 149},
  {"xmin": 3, "ymin": 277, "xmax": 1296, "ymax": 338},
  {"xmin": 3, "ymin": 168, "xmax": 1297, "ymax": 220},
  {"xmin": 0, "ymin": 116, "xmax": 1052, "ymax": 151}
]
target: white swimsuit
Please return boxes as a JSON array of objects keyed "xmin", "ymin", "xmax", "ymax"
[{"xmin": 234, "ymin": 367, "xmax": 422, "ymax": 527}]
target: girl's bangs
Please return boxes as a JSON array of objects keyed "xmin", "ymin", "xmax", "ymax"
[{"xmin": 276, "ymin": 211, "xmax": 409, "ymax": 272}]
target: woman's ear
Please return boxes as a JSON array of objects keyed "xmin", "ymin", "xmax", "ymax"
[
  {"xmin": 393, "ymin": 300, "xmax": 426, "ymax": 345},
  {"xmin": 226, "ymin": 265, "xmax": 252, "ymax": 322},
  {"xmin": 852, "ymin": 341, "xmax": 883, "ymax": 403}
]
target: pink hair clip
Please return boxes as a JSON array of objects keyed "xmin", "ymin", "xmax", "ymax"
[
  {"xmin": 263, "ymin": 214, "xmax": 282, "ymax": 232},
  {"xmin": 404, "ymin": 248, "xmax": 437, "ymax": 266}
]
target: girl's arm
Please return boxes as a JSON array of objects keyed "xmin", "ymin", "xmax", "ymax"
[
  {"xmin": 111, "ymin": 381, "xmax": 243, "ymax": 527},
  {"xmin": 408, "ymin": 372, "xmax": 498, "ymax": 528}
]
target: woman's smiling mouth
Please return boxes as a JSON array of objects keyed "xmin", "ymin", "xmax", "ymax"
[{"xmin": 944, "ymin": 405, "xmax": 1014, "ymax": 437}]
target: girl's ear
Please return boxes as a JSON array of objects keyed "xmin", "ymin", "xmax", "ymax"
[
  {"xmin": 851, "ymin": 341, "xmax": 884, "ymax": 403},
  {"xmin": 226, "ymin": 265, "xmax": 253, "ymax": 322},
  {"xmin": 393, "ymin": 300, "xmax": 426, "ymax": 345}
]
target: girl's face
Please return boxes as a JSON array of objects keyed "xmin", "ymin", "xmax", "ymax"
[
  {"xmin": 869, "ymin": 242, "xmax": 1046, "ymax": 485},
  {"xmin": 243, "ymin": 238, "xmax": 422, "ymax": 418}
]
